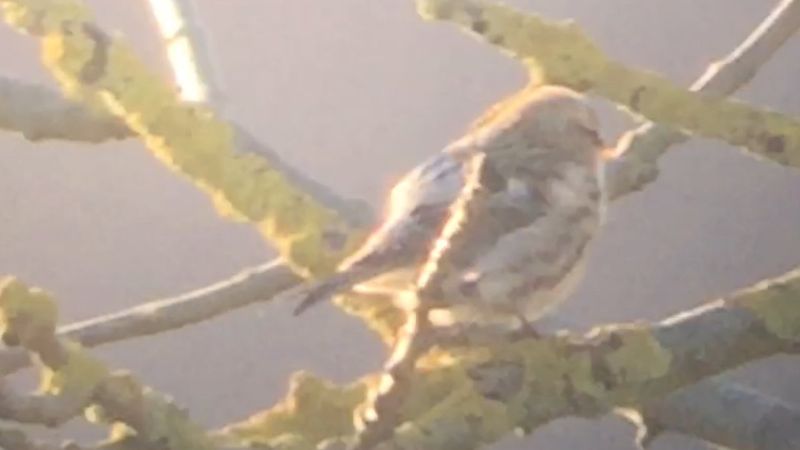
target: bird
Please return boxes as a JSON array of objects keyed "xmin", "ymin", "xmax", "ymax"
[
  {"xmin": 415, "ymin": 85, "xmax": 607, "ymax": 331},
  {"xmin": 294, "ymin": 85, "xmax": 608, "ymax": 321},
  {"xmin": 350, "ymin": 84, "xmax": 609, "ymax": 450}
]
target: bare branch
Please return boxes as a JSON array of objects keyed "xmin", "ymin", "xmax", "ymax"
[
  {"xmin": 143, "ymin": 0, "xmax": 224, "ymax": 106},
  {"xmin": 0, "ymin": 75, "xmax": 130, "ymax": 142},
  {"xmin": 609, "ymin": 0, "xmax": 800, "ymax": 199},
  {"xmin": 0, "ymin": 260, "xmax": 301, "ymax": 376}
]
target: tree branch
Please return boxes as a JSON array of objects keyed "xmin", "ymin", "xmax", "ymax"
[
  {"xmin": 609, "ymin": 0, "xmax": 800, "ymax": 198},
  {"xmin": 0, "ymin": 260, "xmax": 301, "ymax": 376},
  {"xmin": 141, "ymin": 0, "xmax": 373, "ymax": 222},
  {"xmin": 0, "ymin": 0, "xmax": 789, "ymax": 375},
  {"xmin": 225, "ymin": 266, "xmax": 800, "ymax": 450},
  {"xmin": 0, "ymin": 0, "xmax": 371, "ymax": 382},
  {"xmin": 143, "ymin": 0, "xmax": 224, "ymax": 106},
  {"xmin": 0, "ymin": 75, "xmax": 130, "ymax": 142},
  {"xmin": 2, "ymin": 0, "xmax": 365, "ymax": 276},
  {"xmin": 417, "ymin": 0, "xmax": 800, "ymax": 173},
  {"xmin": 0, "ymin": 277, "xmax": 219, "ymax": 450},
  {"xmin": 633, "ymin": 379, "xmax": 800, "ymax": 450},
  {"xmin": 0, "ymin": 378, "xmax": 91, "ymax": 427},
  {"xmin": 0, "ymin": 425, "xmax": 161, "ymax": 450}
]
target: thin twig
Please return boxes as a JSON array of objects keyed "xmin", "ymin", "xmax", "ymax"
[
  {"xmin": 0, "ymin": 75, "xmax": 130, "ymax": 142},
  {"xmin": 226, "ymin": 265, "xmax": 800, "ymax": 450},
  {"xmin": 142, "ymin": 0, "xmax": 373, "ymax": 219},
  {"xmin": 609, "ymin": 0, "xmax": 800, "ymax": 198},
  {"xmin": 144, "ymin": 0, "xmax": 224, "ymax": 106},
  {"xmin": 0, "ymin": 260, "xmax": 299, "ymax": 375}
]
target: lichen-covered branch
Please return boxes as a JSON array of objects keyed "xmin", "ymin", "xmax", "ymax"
[
  {"xmin": 0, "ymin": 75, "xmax": 130, "ymax": 142},
  {"xmin": 633, "ymin": 379, "xmax": 800, "ymax": 450},
  {"xmin": 417, "ymin": 0, "xmax": 800, "ymax": 172},
  {"xmin": 224, "ymin": 266, "xmax": 800, "ymax": 450},
  {"xmin": 0, "ymin": 0, "xmax": 365, "ymax": 276},
  {"xmin": 141, "ymin": 0, "xmax": 372, "ymax": 230},
  {"xmin": 0, "ymin": 75, "xmax": 368, "ymax": 234},
  {"xmin": 609, "ymin": 0, "xmax": 800, "ymax": 199},
  {"xmin": 0, "ymin": 277, "xmax": 217, "ymax": 450}
]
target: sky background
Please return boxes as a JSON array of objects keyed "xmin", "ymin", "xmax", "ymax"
[{"xmin": 1, "ymin": 1, "xmax": 799, "ymax": 449}]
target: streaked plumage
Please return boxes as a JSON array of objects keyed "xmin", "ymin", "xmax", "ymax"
[
  {"xmin": 418, "ymin": 134, "xmax": 605, "ymax": 329},
  {"xmin": 352, "ymin": 85, "xmax": 608, "ymax": 450}
]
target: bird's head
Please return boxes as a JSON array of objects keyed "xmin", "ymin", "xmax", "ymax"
[{"xmin": 468, "ymin": 85, "xmax": 609, "ymax": 164}]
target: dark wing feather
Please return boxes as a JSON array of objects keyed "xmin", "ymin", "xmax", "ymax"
[{"xmin": 293, "ymin": 151, "xmax": 468, "ymax": 314}]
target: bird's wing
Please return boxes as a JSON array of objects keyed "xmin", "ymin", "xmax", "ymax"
[
  {"xmin": 339, "ymin": 150, "xmax": 468, "ymax": 271},
  {"xmin": 418, "ymin": 154, "xmax": 601, "ymax": 315},
  {"xmin": 293, "ymin": 151, "xmax": 469, "ymax": 315}
]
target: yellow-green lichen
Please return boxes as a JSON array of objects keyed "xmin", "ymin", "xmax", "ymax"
[
  {"xmin": 738, "ymin": 269, "xmax": 800, "ymax": 341},
  {"xmin": 600, "ymin": 326, "xmax": 672, "ymax": 383},
  {"xmin": 2, "ymin": 0, "xmax": 356, "ymax": 276},
  {"xmin": 417, "ymin": 0, "xmax": 606, "ymax": 89},
  {"xmin": 223, "ymin": 372, "xmax": 367, "ymax": 446},
  {"xmin": 562, "ymin": 350, "xmax": 606, "ymax": 401},
  {"xmin": 1, "ymin": 0, "xmax": 89, "ymax": 35},
  {"xmin": 399, "ymin": 381, "xmax": 511, "ymax": 448},
  {"xmin": 39, "ymin": 341, "xmax": 107, "ymax": 399},
  {"xmin": 87, "ymin": 373, "xmax": 216, "ymax": 450},
  {"xmin": 502, "ymin": 340, "xmax": 577, "ymax": 420},
  {"xmin": 0, "ymin": 277, "xmax": 58, "ymax": 346},
  {"xmin": 417, "ymin": 0, "xmax": 800, "ymax": 170},
  {"xmin": 139, "ymin": 387, "xmax": 215, "ymax": 450},
  {"xmin": 335, "ymin": 294, "xmax": 406, "ymax": 345}
]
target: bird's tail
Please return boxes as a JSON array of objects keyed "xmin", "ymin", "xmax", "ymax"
[{"xmin": 292, "ymin": 267, "xmax": 382, "ymax": 316}]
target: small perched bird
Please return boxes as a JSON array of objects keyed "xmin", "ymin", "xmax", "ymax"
[
  {"xmin": 294, "ymin": 85, "xmax": 607, "ymax": 321},
  {"xmin": 416, "ymin": 86, "xmax": 607, "ymax": 331},
  {"xmin": 350, "ymin": 85, "xmax": 609, "ymax": 450}
]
